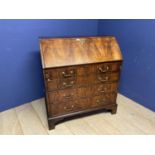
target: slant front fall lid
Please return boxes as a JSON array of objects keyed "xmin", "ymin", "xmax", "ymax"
[{"xmin": 40, "ymin": 36, "xmax": 123, "ymax": 69}]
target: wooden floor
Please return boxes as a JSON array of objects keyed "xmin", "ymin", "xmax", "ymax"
[{"xmin": 0, "ymin": 94, "xmax": 155, "ymax": 135}]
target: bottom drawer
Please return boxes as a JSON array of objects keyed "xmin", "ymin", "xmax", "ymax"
[
  {"xmin": 91, "ymin": 93, "xmax": 117, "ymax": 108},
  {"xmin": 47, "ymin": 100, "xmax": 82, "ymax": 116},
  {"xmin": 47, "ymin": 93, "xmax": 117, "ymax": 117}
]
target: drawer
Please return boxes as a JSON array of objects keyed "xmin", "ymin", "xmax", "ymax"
[
  {"xmin": 96, "ymin": 72, "xmax": 120, "ymax": 83},
  {"xmin": 48, "ymin": 86, "xmax": 93, "ymax": 103},
  {"xmin": 58, "ymin": 67, "xmax": 77, "ymax": 78},
  {"xmin": 44, "ymin": 62, "xmax": 121, "ymax": 81},
  {"xmin": 44, "ymin": 65, "xmax": 93, "ymax": 80},
  {"xmin": 48, "ymin": 100, "xmax": 81, "ymax": 116},
  {"xmin": 94, "ymin": 83, "xmax": 118, "ymax": 95},
  {"xmin": 77, "ymin": 83, "xmax": 118, "ymax": 97},
  {"xmin": 47, "ymin": 93, "xmax": 117, "ymax": 116},
  {"xmin": 59, "ymin": 77, "xmax": 77, "ymax": 89},
  {"xmin": 45, "ymin": 73, "xmax": 119, "ymax": 92},
  {"xmin": 75, "ymin": 94, "xmax": 116, "ymax": 111},
  {"xmin": 46, "ymin": 76, "xmax": 95, "ymax": 91},
  {"xmin": 96, "ymin": 62, "xmax": 121, "ymax": 74},
  {"xmin": 48, "ymin": 89, "xmax": 77, "ymax": 103},
  {"xmin": 48, "ymin": 97, "xmax": 92, "ymax": 117},
  {"xmin": 46, "ymin": 78, "xmax": 76, "ymax": 91},
  {"xmin": 44, "ymin": 67, "xmax": 76, "ymax": 81},
  {"xmin": 91, "ymin": 93, "xmax": 117, "ymax": 108},
  {"xmin": 58, "ymin": 73, "xmax": 119, "ymax": 88},
  {"xmin": 58, "ymin": 65, "xmax": 95, "ymax": 77},
  {"xmin": 47, "ymin": 83, "xmax": 118, "ymax": 104}
]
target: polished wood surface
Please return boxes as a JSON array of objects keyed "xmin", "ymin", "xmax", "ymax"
[
  {"xmin": 40, "ymin": 36, "xmax": 123, "ymax": 68},
  {"xmin": 1, "ymin": 94, "xmax": 155, "ymax": 135},
  {"xmin": 44, "ymin": 62, "xmax": 120, "ymax": 92},
  {"xmin": 48, "ymin": 93, "xmax": 117, "ymax": 117},
  {"xmin": 45, "ymin": 72, "xmax": 120, "ymax": 91},
  {"xmin": 43, "ymin": 61, "xmax": 121, "ymax": 80},
  {"xmin": 47, "ymin": 83, "xmax": 118, "ymax": 103},
  {"xmin": 40, "ymin": 36, "xmax": 123, "ymax": 129}
]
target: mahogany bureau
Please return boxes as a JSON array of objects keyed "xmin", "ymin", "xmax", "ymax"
[{"xmin": 39, "ymin": 36, "xmax": 123, "ymax": 130}]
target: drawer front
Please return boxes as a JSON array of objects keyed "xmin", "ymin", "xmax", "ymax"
[
  {"xmin": 44, "ymin": 67, "xmax": 76, "ymax": 81},
  {"xmin": 59, "ymin": 77, "xmax": 77, "ymax": 89},
  {"xmin": 58, "ymin": 72, "xmax": 119, "ymax": 89},
  {"xmin": 58, "ymin": 65, "xmax": 95, "ymax": 77},
  {"xmin": 94, "ymin": 83, "xmax": 118, "ymax": 95},
  {"xmin": 77, "ymin": 93, "xmax": 116, "ymax": 109},
  {"xmin": 45, "ymin": 72, "xmax": 119, "ymax": 91},
  {"xmin": 48, "ymin": 87, "xmax": 92, "ymax": 103},
  {"xmin": 58, "ymin": 67, "xmax": 77, "ymax": 78},
  {"xmin": 48, "ymin": 82, "xmax": 118, "ymax": 103},
  {"xmin": 48, "ymin": 100, "xmax": 81, "ymax": 116},
  {"xmin": 91, "ymin": 93, "xmax": 117, "ymax": 108},
  {"xmin": 44, "ymin": 65, "xmax": 95, "ymax": 80},
  {"xmin": 48, "ymin": 97, "xmax": 91, "ymax": 117},
  {"xmin": 47, "ymin": 93, "xmax": 117, "ymax": 116},
  {"xmin": 48, "ymin": 89, "xmax": 77, "ymax": 104},
  {"xmin": 45, "ymin": 76, "xmax": 95, "ymax": 91},
  {"xmin": 44, "ymin": 62, "xmax": 121, "ymax": 81},
  {"xmin": 46, "ymin": 78, "xmax": 76, "ymax": 91}
]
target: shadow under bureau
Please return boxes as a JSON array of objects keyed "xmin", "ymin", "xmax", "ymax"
[{"xmin": 40, "ymin": 36, "xmax": 123, "ymax": 130}]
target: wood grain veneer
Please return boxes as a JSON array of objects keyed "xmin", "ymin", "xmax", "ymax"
[
  {"xmin": 40, "ymin": 36, "xmax": 122, "ymax": 68},
  {"xmin": 40, "ymin": 36, "xmax": 123, "ymax": 130}
]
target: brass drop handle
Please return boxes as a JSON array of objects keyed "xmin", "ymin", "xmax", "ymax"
[
  {"xmin": 98, "ymin": 87, "xmax": 107, "ymax": 93},
  {"xmin": 99, "ymin": 66, "xmax": 109, "ymax": 73},
  {"xmin": 98, "ymin": 76, "xmax": 109, "ymax": 82},
  {"xmin": 96, "ymin": 99, "xmax": 106, "ymax": 105},
  {"xmin": 63, "ymin": 93, "xmax": 74, "ymax": 98},
  {"xmin": 64, "ymin": 105, "xmax": 74, "ymax": 110},
  {"xmin": 62, "ymin": 70, "xmax": 74, "ymax": 78},
  {"xmin": 63, "ymin": 81, "xmax": 74, "ymax": 87},
  {"xmin": 47, "ymin": 78, "xmax": 52, "ymax": 82},
  {"xmin": 45, "ymin": 73, "xmax": 53, "ymax": 82}
]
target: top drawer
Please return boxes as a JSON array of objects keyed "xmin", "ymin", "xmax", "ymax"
[{"xmin": 43, "ymin": 62, "xmax": 121, "ymax": 81}]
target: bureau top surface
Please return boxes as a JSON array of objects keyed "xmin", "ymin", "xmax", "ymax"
[{"xmin": 40, "ymin": 36, "xmax": 123, "ymax": 69}]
